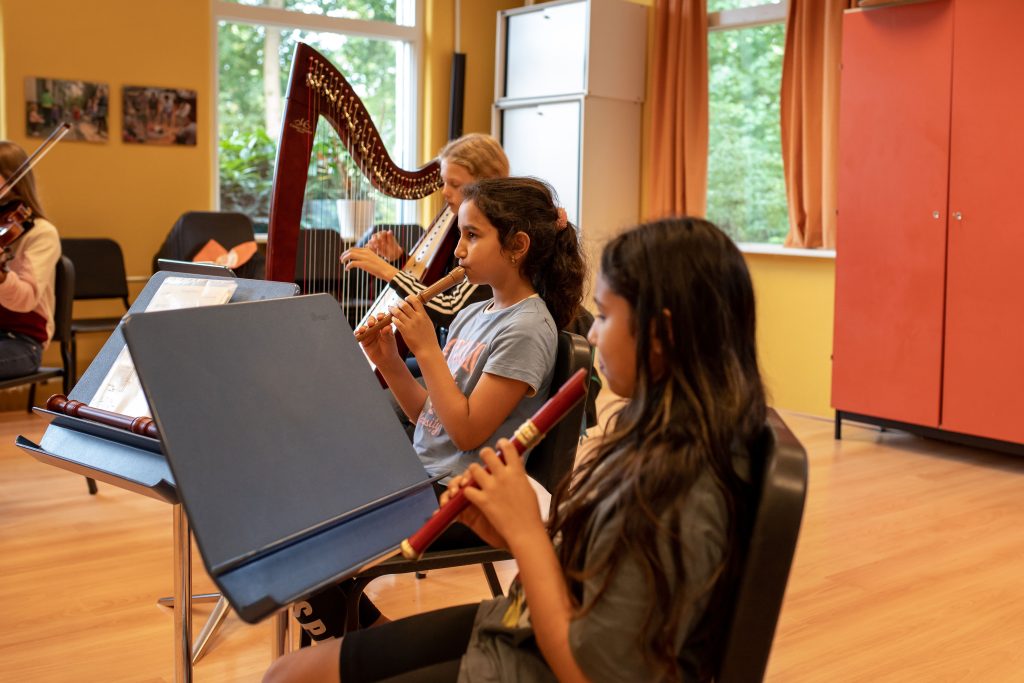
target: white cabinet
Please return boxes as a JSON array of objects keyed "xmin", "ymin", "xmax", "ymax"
[{"xmin": 493, "ymin": 0, "xmax": 647, "ymax": 258}]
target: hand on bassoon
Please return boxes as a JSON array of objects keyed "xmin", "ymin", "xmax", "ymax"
[
  {"xmin": 462, "ymin": 439, "xmax": 545, "ymax": 552},
  {"xmin": 441, "ymin": 471, "xmax": 509, "ymax": 550}
]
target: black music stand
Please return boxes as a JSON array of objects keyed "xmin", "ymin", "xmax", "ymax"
[
  {"xmin": 16, "ymin": 270, "xmax": 300, "ymax": 683},
  {"xmin": 121, "ymin": 293, "xmax": 439, "ymax": 626}
]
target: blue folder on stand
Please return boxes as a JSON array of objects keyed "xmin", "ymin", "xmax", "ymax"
[{"xmin": 121, "ymin": 294, "xmax": 438, "ymax": 623}]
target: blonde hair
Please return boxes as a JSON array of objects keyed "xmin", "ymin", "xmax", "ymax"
[
  {"xmin": 438, "ymin": 133, "xmax": 509, "ymax": 180},
  {"xmin": 0, "ymin": 141, "xmax": 46, "ymax": 218}
]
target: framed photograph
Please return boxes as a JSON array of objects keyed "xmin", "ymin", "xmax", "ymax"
[
  {"xmin": 25, "ymin": 77, "xmax": 109, "ymax": 142},
  {"xmin": 122, "ymin": 86, "xmax": 197, "ymax": 146}
]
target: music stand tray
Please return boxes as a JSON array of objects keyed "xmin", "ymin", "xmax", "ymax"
[{"xmin": 121, "ymin": 294, "xmax": 438, "ymax": 624}]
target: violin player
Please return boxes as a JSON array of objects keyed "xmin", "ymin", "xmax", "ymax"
[{"xmin": 0, "ymin": 140, "xmax": 61, "ymax": 379}]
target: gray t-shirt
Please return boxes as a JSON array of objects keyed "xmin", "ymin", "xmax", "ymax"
[
  {"xmin": 456, "ymin": 463, "xmax": 737, "ymax": 683},
  {"xmin": 413, "ymin": 296, "xmax": 557, "ymax": 481}
]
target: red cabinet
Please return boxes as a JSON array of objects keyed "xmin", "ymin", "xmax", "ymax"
[{"xmin": 833, "ymin": 0, "xmax": 1024, "ymax": 447}]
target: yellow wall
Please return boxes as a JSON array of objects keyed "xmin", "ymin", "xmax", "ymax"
[
  {"xmin": 0, "ymin": 0, "xmax": 214, "ymax": 279},
  {"xmin": 745, "ymin": 254, "xmax": 835, "ymax": 417}
]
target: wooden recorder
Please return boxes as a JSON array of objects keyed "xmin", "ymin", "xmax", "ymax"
[{"xmin": 400, "ymin": 367, "xmax": 589, "ymax": 560}]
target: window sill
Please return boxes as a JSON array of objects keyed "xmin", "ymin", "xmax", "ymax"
[{"xmin": 737, "ymin": 242, "xmax": 836, "ymax": 259}]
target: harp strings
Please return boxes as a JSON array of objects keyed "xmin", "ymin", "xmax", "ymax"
[{"xmin": 300, "ymin": 63, "xmax": 407, "ymax": 327}]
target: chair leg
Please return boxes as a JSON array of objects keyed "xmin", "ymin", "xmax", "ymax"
[
  {"xmin": 482, "ymin": 562, "xmax": 503, "ymax": 598},
  {"xmin": 343, "ymin": 577, "xmax": 377, "ymax": 634}
]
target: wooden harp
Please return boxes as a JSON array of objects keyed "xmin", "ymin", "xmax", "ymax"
[{"xmin": 266, "ymin": 42, "xmax": 459, "ymax": 329}]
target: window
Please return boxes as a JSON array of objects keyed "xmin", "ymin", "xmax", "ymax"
[
  {"xmin": 707, "ymin": 0, "xmax": 788, "ymax": 244},
  {"xmin": 214, "ymin": 1, "xmax": 419, "ymax": 231}
]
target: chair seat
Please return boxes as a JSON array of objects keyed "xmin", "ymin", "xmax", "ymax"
[
  {"xmin": 0, "ymin": 366, "xmax": 62, "ymax": 391},
  {"xmin": 71, "ymin": 317, "xmax": 124, "ymax": 334}
]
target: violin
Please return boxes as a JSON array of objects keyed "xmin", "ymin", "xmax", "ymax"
[{"xmin": 0, "ymin": 202, "xmax": 34, "ymax": 251}]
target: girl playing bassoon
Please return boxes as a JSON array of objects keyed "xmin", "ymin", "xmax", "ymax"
[{"xmin": 266, "ymin": 217, "xmax": 767, "ymax": 682}]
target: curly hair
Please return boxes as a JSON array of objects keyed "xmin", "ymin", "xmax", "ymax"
[{"xmin": 459, "ymin": 177, "xmax": 585, "ymax": 329}]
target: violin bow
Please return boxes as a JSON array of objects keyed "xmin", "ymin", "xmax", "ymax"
[{"xmin": 0, "ymin": 123, "xmax": 71, "ymax": 203}]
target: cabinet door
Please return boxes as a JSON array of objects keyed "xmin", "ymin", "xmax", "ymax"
[
  {"xmin": 941, "ymin": 0, "xmax": 1024, "ymax": 443},
  {"xmin": 832, "ymin": 1, "xmax": 953, "ymax": 425},
  {"xmin": 504, "ymin": 1, "xmax": 587, "ymax": 99},
  {"xmin": 499, "ymin": 101, "xmax": 582, "ymax": 226}
]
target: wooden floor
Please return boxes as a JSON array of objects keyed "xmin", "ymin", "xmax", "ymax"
[{"xmin": 2, "ymin": 409, "xmax": 1024, "ymax": 681}]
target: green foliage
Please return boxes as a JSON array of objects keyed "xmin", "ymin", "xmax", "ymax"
[
  {"xmin": 216, "ymin": 0, "xmax": 402, "ymax": 221},
  {"xmin": 219, "ymin": 127, "xmax": 277, "ymax": 218},
  {"xmin": 707, "ymin": 0, "xmax": 781, "ymax": 11},
  {"xmin": 707, "ymin": 22, "xmax": 789, "ymax": 244}
]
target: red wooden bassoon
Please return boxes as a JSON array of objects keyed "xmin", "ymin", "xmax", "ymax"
[{"xmin": 400, "ymin": 368, "xmax": 589, "ymax": 560}]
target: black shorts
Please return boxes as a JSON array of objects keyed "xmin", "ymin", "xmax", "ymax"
[{"xmin": 339, "ymin": 603, "xmax": 479, "ymax": 682}]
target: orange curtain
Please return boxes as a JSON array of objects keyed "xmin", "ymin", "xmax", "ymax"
[
  {"xmin": 780, "ymin": 0, "xmax": 855, "ymax": 248},
  {"xmin": 645, "ymin": 0, "xmax": 708, "ymax": 220}
]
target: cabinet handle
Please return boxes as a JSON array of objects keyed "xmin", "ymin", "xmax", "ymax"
[
  {"xmin": 953, "ymin": 211, "xmax": 963, "ymax": 221},
  {"xmin": 932, "ymin": 211, "xmax": 940, "ymax": 219}
]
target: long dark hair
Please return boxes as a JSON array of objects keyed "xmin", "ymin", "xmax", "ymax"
[
  {"xmin": 0, "ymin": 141, "xmax": 46, "ymax": 219},
  {"xmin": 548, "ymin": 218, "xmax": 767, "ymax": 679},
  {"xmin": 460, "ymin": 177, "xmax": 584, "ymax": 329}
]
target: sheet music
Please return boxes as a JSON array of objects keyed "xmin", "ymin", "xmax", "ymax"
[{"xmin": 90, "ymin": 278, "xmax": 238, "ymax": 417}]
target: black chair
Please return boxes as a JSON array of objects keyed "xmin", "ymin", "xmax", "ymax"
[
  {"xmin": 718, "ymin": 409, "xmax": 808, "ymax": 683},
  {"xmin": 60, "ymin": 238, "xmax": 129, "ymax": 383},
  {"xmin": 0, "ymin": 257, "xmax": 96, "ymax": 494},
  {"xmin": 342, "ymin": 330, "xmax": 595, "ymax": 631},
  {"xmin": 153, "ymin": 211, "xmax": 264, "ymax": 279}
]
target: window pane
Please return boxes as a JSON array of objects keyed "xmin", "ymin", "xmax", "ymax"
[
  {"xmin": 707, "ymin": 0, "xmax": 782, "ymax": 12},
  {"xmin": 220, "ymin": 0, "xmax": 410, "ymax": 25},
  {"xmin": 707, "ymin": 22, "xmax": 788, "ymax": 244},
  {"xmin": 217, "ymin": 21, "xmax": 403, "ymax": 228}
]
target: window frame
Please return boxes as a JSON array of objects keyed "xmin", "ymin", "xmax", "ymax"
[
  {"xmin": 709, "ymin": 1, "xmax": 788, "ymax": 32},
  {"xmin": 211, "ymin": 0, "xmax": 424, "ymax": 213}
]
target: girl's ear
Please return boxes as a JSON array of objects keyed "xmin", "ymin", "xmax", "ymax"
[
  {"xmin": 508, "ymin": 231, "xmax": 531, "ymax": 262},
  {"xmin": 648, "ymin": 309, "xmax": 673, "ymax": 371}
]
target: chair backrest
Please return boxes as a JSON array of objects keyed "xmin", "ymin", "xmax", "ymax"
[
  {"xmin": 59, "ymin": 238, "xmax": 129, "ymax": 305},
  {"xmin": 524, "ymin": 330, "xmax": 594, "ymax": 493},
  {"xmin": 155, "ymin": 211, "xmax": 263, "ymax": 279},
  {"xmin": 52, "ymin": 255, "xmax": 75, "ymax": 346},
  {"xmin": 717, "ymin": 408, "xmax": 808, "ymax": 683},
  {"xmin": 54, "ymin": 255, "xmax": 76, "ymax": 391}
]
